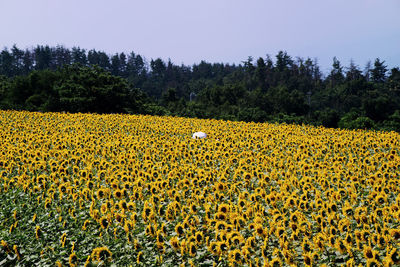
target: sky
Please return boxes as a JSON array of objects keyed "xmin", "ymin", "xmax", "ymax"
[{"xmin": 1, "ymin": 0, "xmax": 399, "ymax": 74}]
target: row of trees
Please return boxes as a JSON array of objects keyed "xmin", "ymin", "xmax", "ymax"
[
  {"xmin": 1, "ymin": 45, "xmax": 400, "ymax": 131},
  {"xmin": 0, "ymin": 64, "xmax": 152, "ymax": 114}
]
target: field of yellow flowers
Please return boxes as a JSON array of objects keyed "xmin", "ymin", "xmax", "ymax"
[{"xmin": 0, "ymin": 110, "xmax": 399, "ymax": 266}]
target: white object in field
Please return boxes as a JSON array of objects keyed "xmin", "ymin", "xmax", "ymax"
[{"xmin": 192, "ymin": 132, "xmax": 207, "ymax": 139}]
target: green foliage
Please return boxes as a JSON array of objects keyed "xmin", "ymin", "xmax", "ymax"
[
  {"xmin": 237, "ymin": 107, "xmax": 268, "ymax": 123},
  {"xmin": 315, "ymin": 108, "xmax": 340, "ymax": 128},
  {"xmin": 362, "ymin": 94, "xmax": 394, "ymax": 122},
  {"xmin": 371, "ymin": 58, "xmax": 387, "ymax": 83},
  {"xmin": 269, "ymin": 113, "xmax": 307, "ymax": 125},
  {"xmin": 56, "ymin": 64, "xmax": 129, "ymax": 113},
  {"xmin": 338, "ymin": 110, "xmax": 375, "ymax": 130},
  {"xmin": 381, "ymin": 110, "xmax": 400, "ymax": 132},
  {"xmin": 143, "ymin": 103, "xmax": 168, "ymax": 116},
  {"xmin": 0, "ymin": 75, "xmax": 11, "ymax": 109},
  {"xmin": 0, "ymin": 64, "xmax": 151, "ymax": 114}
]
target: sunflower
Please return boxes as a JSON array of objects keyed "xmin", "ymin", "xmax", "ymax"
[
  {"xmin": 386, "ymin": 248, "xmax": 400, "ymax": 265},
  {"xmin": 175, "ymin": 223, "xmax": 184, "ymax": 236},
  {"xmin": 345, "ymin": 258, "xmax": 355, "ymax": 267},
  {"xmin": 215, "ymin": 182, "xmax": 226, "ymax": 192},
  {"xmin": 120, "ymin": 200, "xmax": 128, "ymax": 210},
  {"xmin": 60, "ymin": 233, "xmax": 67, "ymax": 247},
  {"xmin": 137, "ymin": 251, "xmax": 144, "ymax": 264},
  {"xmin": 229, "ymin": 249, "xmax": 242, "ymax": 264},
  {"xmin": 97, "ymin": 188, "xmax": 106, "ymax": 199},
  {"xmin": 303, "ymin": 252, "xmax": 313, "ymax": 266},
  {"xmin": 390, "ymin": 229, "xmax": 400, "ymax": 240},
  {"xmin": 218, "ymin": 241, "xmax": 228, "ymax": 254},
  {"xmin": 330, "ymin": 226, "xmax": 338, "ymax": 236},
  {"xmin": 361, "ymin": 229, "xmax": 371, "ymax": 243},
  {"xmin": 375, "ymin": 194, "xmax": 387, "ymax": 205},
  {"xmin": 215, "ymin": 221, "xmax": 227, "ymax": 231},
  {"xmin": 218, "ymin": 203, "xmax": 230, "ymax": 214},
  {"xmin": 302, "ymin": 239, "xmax": 312, "ymax": 253},
  {"xmin": 113, "ymin": 189, "xmax": 123, "ymax": 199},
  {"xmin": 335, "ymin": 239, "xmax": 349, "ymax": 254},
  {"xmin": 146, "ymin": 224, "xmax": 156, "ymax": 237},
  {"xmin": 13, "ymin": 245, "xmax": 21, "ymax": 261},
  {"xmin": 142, "ymin": 205, "xmax": 153, "ymax": 219},
  {"xmin": 156, "ymin": 230, "xmax": 164, "ymax": 243},
  {"xmin": 1, "ymin": 240, "xmax": 11, "ymax": 253},
  {"xmin": 189, "ymin": 203, "xmax": 198, "ymax": 214},
  {"xmin": 261, "ymin": 244, "xmax": 269, "ymax": 259},
  {"xmin": 255, "ymin": 223, "xmax": 265, "ymax": 237},
  {"xmin": 215, "ymin": 212, "xmax": 227, "ymax": 221},
  {"xmin": 188, "ymin": 242, "xmax": 197, "ymax": 257},
  {"xmin": 100, "ymin": 203, "xmax": 108, "ymax": 214},
  {"xmin": 124, "ymin": 220, "xmax": 134, "ymax": 233},
  {"xmin": 377, "ymin": 234, "xmax": 387, "ymax": 248},
  {"xmin": 329, "ymin": 203, "xmax": 338, "ymax": 213},
  {"xmin": 170, "ymin": 236, "xmax": 180, "ymax": 251},
  {"xmin": 328, "ymin": 236, "xmax": 336, "ymax": 247},
  {"xmin": 35, "ymin": 225, "xmax": 41, "ymax": 239},
  {"xmin": 338, "ymin": 219, "xmax": 350, "ymax": 233},
  {"xmin": 344, "ymin": 233, "xmax": 353, "ymax": 246},
  {"xmin": 96, "ymin": 247, "xmax": 112, "ymax": 262},
  {"xmin": 114, "ymin": 213, "xmax": 125, "ymax": 224},
  {"xmin": 195, "ymin": 231, "xmax": 204, "ymax": 244},
  {"xmin": 59, "ymin": 183, "xmax": 67, "ymax": 193},
  {"xmin": 343, "ymin": 206, "xmax": 354, "ymax": 217},
  {"xmin": 246, "ymin": 236, "xmax": 256, "ymax": 249},
  {"xmin": 270, "ymin": 257, "xmax": 283, "ymax": 267},
  {"xmin": 290, "ymin": 211, "xmax": 301, "ymax": 223},
  {"xmin": 238, "ymin": 199, "xmax": 247, "ymax": 209},
  {"xmin": 69, "ymin": 252, "xmax": 78, "ymax": 267},
  {"xmin": 363, "ymin": 246, "xmax": 376, "ymax": 260},
  {"xmin": 366, "ymin": 258, "xmax": 380, "ymax": 267},
  {"xmin": 99, "ymin": 216, "xmax": 109, "ymax": 229},
  {"xmin": 275, "ymin": 226, "xmax": 285, "ymax": 237},
  {"xmin": 283, "ymin": 249, "xmax": 296, "ymax": 266},
  {"xmin": 241, "ymin": 245, "xmax": 251, "ymax": 262}
]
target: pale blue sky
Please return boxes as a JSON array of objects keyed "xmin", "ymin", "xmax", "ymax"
[{"xmin": 1, "ymin": 0, "xmax": 399, "ymax": 73}]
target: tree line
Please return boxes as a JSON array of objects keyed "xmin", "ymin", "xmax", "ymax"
[{"xmin": 1, "ymin": 45, "xmax": 400, "ymax": 131}]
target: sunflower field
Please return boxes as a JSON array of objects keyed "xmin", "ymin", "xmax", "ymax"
[{"xmin": 0, "ymin": 110, "xmax": 400, "ymax": 267}]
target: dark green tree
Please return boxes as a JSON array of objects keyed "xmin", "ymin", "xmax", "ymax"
[
  {"xmin": 110, "ymin": 53, "xmax": 127, "ymax": 77},
  {"xmin": 388, "ymin": 68, "xmax": 400, "ymax": 92},
  {"xmin": 275, "ymin": 51, "xmax": 293, "ymax": 72},
  {"xmin": 345, "ymin": 60, "xmax": 363, "ymax": 82},
  {"xmin": 371, "ymin": 58, "xmax": 387, "ymax": 83},
  {"xmin": 327, "ymin": 57, "xmax": 344, "ymax": 87},
  {"xmin": 362, "ymin": 95, "xmax": 394, "ymax": 122},
  {"xmin": 88, "ymin": 49, "xmax": 100, "ymax": 66},
  {"xmin": 11, "ymin": 45, "xmax": 24, "ymax": 75},
  {"xmin": 254, "ymin": 57, "xmax": 267, "ymax": 91},
  {"xmin": 147, "ymin": 58, "xmax": 166, "ymax": 98},
  {"xmin": 0, "ymin": 48, "xmax": 14, "ymax": 76},
  {"xmin": 71, "ymin": 47, "xmax": 87, "ymax": 65},
  {"xmin": 55, "ymin": 64, "xmax": 128, "ymax": 113},
  {"xmin": 53, "ymin": 45, "xmax": 72, "ymax": 67},
  {"xmin": 0, "ymin": 75, "xmax": 10, "ymax": 108},
  {"xmin": 26, "ymin": 70, "xmax": 60, "ymax": 111},
  {"xmin": 34, "ymin": 45, "xmax": 52, "ymax": 70},
  {"xmin": 22, "ymin": 49, "xmax": 34, "ymax": 75}
]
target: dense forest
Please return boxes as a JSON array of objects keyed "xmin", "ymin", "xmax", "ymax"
[{"xmin": 1, "ymin": 45, "xmax": 400, "ymax": 131}]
